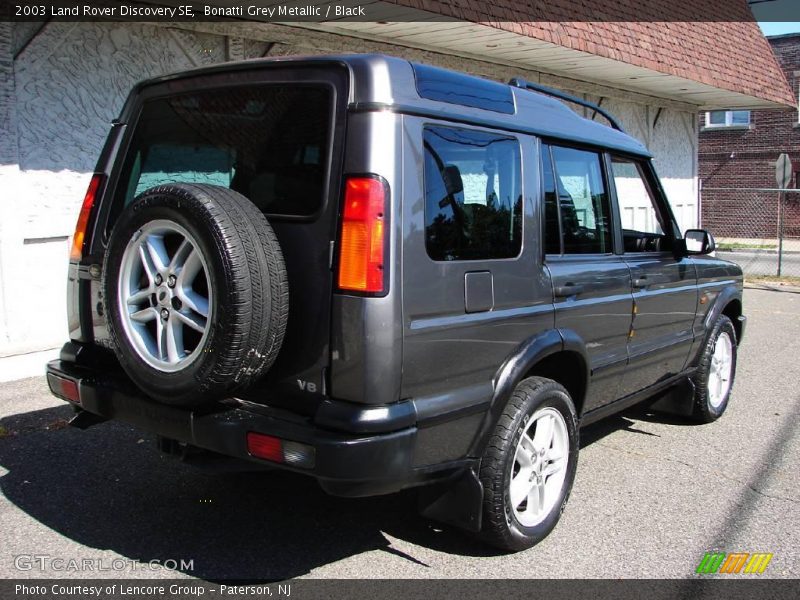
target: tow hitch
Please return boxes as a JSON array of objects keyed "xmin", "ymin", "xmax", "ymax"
[{"xmin": 68, "ymin": 408, "xmax": 107, "ymax": 430}]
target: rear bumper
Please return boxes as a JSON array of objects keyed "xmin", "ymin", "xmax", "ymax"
[{"xmin": 46, "ymin": 358, "xmax": 458, "ymax": 497}]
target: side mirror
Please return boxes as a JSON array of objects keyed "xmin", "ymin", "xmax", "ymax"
[{"xmin": 684, "ymin": 229, "xmax": 716, "ymax": 255}]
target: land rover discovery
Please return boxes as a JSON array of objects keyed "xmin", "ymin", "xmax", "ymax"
[{"xmin": 46, "ymin": 54, "xmax": 745, "ymax": 551}]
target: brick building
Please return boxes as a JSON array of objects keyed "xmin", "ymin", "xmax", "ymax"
[
  {"xmin": 698, "ymin": 33, "xmax": 800, "ymax": 241},
  {"xmin": 0, "ymin": 0, "xmax": 794, "ymax": 371}
]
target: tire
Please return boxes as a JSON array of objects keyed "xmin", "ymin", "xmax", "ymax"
[
  {"xmin": 103, "ymin": 183, "xmax": 288, "ymax": 407},
  {"xmin": 689, "ymin": 315, "xmax": 738, "ymax": 423},
  {"xmin": 479, "ymin": 377, "xmax": 579, "ymax": 551}
]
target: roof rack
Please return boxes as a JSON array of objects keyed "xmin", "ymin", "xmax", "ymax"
[{"xmin": 508, "ymin": 77, "xmax": 626, "ymax": 133}]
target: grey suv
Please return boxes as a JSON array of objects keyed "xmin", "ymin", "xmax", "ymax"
[{"xmin": 46, "ymin": 54, "xmax": 745, "ymax": 551}]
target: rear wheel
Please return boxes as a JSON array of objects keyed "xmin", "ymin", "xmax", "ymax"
[
  {"xmin": 479, "ymin": 377, "xmax": 579, "ymax": 551},
  {"xmin": 117, "ymin": 219, "xmax": 212, "ymax": 373},
  {"xmin": 104, "ymin": 183, "xmax": 288, "ymax": 407}
]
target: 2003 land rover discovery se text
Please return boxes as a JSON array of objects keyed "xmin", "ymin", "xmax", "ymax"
[{"xmin": 46, "ymin": 55, "xmax": 745, "ymax": 551}]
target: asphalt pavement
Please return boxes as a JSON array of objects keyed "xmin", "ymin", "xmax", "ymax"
[{"xmin": 0, "ymin": 288, "xmax": 797, "ymax": 580}]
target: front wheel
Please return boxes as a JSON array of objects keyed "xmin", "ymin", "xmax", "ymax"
[
  {"xmin": 478, "ymin": 377, "xmax": 579, "ymax": 551},
  {"xmin": 690, "ymin": 315, "xmax": 738, "ymax": 423}
]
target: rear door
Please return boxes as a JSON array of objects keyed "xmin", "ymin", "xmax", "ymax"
[
  {"xmin": 609, "ymin": 155, "xmax": 697, "ymax": 396},
  {"xmin": 401, "ymin": 120, "xmax": 554, "ymax": 406},
  {"xmin": 89, "ymin": 66, "xmax": 350, "ymax": 408},
  {"xmin": 542, "ymin": 143, "xmax": 634, "ymax": 411}
]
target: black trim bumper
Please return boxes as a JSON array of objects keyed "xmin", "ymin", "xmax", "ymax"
[{"xmin": 46, "ymin": 358, "xmax": 425, "ymax": 497}]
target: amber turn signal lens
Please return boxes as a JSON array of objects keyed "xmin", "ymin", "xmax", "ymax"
[
  {"xmin": 337, "ymin": 177, "xmax": 388, "ymax": 293},
  {"xmin": 70, "ymin": 173, "xmax": 103, "ymax": 261}
]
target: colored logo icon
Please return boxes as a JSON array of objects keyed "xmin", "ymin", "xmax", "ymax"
[{"xmin": 696, "ymin": 552, "xmax": 773, "ymax": 574}]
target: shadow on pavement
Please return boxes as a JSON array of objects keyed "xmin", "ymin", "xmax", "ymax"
[
  {"xmin": 0, "ymin": 394, "xmax": 705, "ymax": 580},
  {"xmin": 0, "ymin": 405, "xmax": 498, "ymax": 581},
  {"xmin": 578, "ymin": 403, "xmax": 698, "ymax": 448},
  {"xmin": 705, "ymin": 393, "xmax": 800, "ymax": 548}
]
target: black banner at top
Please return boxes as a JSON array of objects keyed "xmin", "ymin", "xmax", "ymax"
[{"xmin": 2, "ymin": 0, "xmax": 800, "ymax": 23}]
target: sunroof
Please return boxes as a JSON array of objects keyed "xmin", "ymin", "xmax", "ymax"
[{"xmin": 412, "ymin": 63, "xmax": 515, "ymax": 115}]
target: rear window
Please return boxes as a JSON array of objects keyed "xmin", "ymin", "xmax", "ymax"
[{"xmin": 120, "ymin": 84, "xmax": 332, "ymax": 218}]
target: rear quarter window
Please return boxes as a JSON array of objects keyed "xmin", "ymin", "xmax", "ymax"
[{"xmin": 423, "ymin": 125, "xmax": 523, "ymax": 261}]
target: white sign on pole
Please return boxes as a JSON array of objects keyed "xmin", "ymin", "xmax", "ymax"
[{"xmin": 776, "ymin": 153, "xmax": 792, "ymax": 189}]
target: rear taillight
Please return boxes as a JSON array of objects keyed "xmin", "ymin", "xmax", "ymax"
[
  {"xmin": 246, "ymin": 432, "xmax": 316, "ymax": 469},
  {"xmin": 47, "ymin": 373, "xmax": 81, "ymax": 404},
  {"xmin": 70, "ymin": 173, "xmax": 103, "ymax": 261},
  {"xmin": 337, "ymin": 176, "xmax": 389, "ymax": 294}
]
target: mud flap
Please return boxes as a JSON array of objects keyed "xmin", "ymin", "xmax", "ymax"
[
  {"xmin": 649, "ymin": 378, "xmax": 696, "ymax": 417},
  {"xmin": 417, "ymin": 464, "xmax": 483, "ymax": 533}
]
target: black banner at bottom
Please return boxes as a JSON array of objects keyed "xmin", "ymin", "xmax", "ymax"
[{"xmin": 2, "ymin": 579, "xmax": 798, "ymax": 600}]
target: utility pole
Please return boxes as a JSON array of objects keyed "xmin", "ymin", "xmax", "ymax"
[{"xmin": 775, "ymin": 154, "xmax": 792, "ymax": 277}]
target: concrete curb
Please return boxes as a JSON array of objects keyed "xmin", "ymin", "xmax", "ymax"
[
  {"xmin": 744, "ymin": 282, "xmax": 800, "ymax": 294},
  {"xmin": 0, "ymin": 348, "xmax": 59, "ymax": 383}
]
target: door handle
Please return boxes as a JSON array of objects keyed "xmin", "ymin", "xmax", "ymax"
[
  {"xmin": 554, "ymin": 283, "xmax": 584, "ymax": 297},
  {"xmin": 632, "ymin": 276, "xmax": 648, "ymax": 290}
]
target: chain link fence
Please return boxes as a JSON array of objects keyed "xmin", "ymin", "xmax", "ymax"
[{"xmin": 700, "ymin": 187, "xmax": 800, "ymax": 278}]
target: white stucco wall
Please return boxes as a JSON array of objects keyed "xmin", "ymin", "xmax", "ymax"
[
  {"xmin": 0, "ymin": 21, "xmax": 700, "ymax": 358},
  {"xmin": 1, "ymin": 22, "xmax": 261, "ymax": 356},
  {"xmin": 583, "ymin": 98, "xmax": 698, "ymax": 234}
]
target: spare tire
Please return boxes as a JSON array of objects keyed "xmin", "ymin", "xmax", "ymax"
[{"xmin": 103, "ymin": 183, "xmax": 288, "ymax": 407}]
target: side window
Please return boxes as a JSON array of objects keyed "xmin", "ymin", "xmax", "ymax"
[
  {"xmin": 424, "ymin": 126, "xmax": 522, "ymax": 261},
  {"xmin": 610, "ymin": 157, "xmax": 672, "ymax": 252},
  {"xmin": 541, "ymin": 144, "xmax": 562, "ymax": 254},
  {"xmin": 550, "ymin": 146, "xmax": 612, "ymax": 254}
]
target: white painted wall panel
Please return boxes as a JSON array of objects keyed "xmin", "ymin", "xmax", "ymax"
[
  {"xmin": 568, "ymin": 96, "xmax": 699, "ymax": 234},
  {"xmin": 3, "ymin": 22, "xmax": 219, "ymax": 354},
  {"xmin": 648, "ymin": 109, "xmax": 699, "ymax": 234}
]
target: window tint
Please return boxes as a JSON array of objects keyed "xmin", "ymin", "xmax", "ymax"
[
  {"xmin": 541, "ymin": 145, "xmax": 561, "ymax": 254},
  {"xmin": 121, "ymin": 85, "xmax": 332, "ymax": 217},
  {"xmin": 413, "ymin": 63, "xmax": 515, "ymax": 114},
  {"xmin": 611, "ymin": 157, "xmax": 672, "ymax": 252},
  {"xmin": 550, "ymin": 146, "xmax": 612, "ymax": 254},
  {"xmin": 424, "ymin": 126, "xmax": 522, "ymax": 261}
]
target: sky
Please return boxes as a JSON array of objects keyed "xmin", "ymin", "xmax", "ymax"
[
  {"xmin": 751, "ymin": 0, "xmax": 800, "ymax": 34},
  {"xmin": 758, "ymin": 22, "xmax": 800, "ymax": 36}
]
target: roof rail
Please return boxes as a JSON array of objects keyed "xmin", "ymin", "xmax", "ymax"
[{"xmin": 508, "ymin": 77, "xmax": 626, "ymax": 133}]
